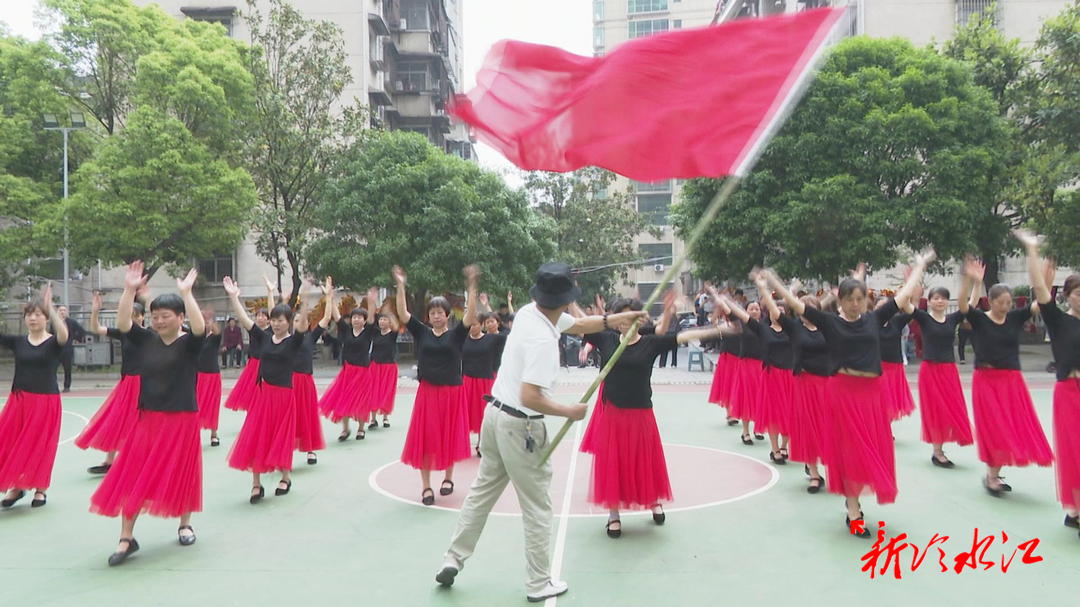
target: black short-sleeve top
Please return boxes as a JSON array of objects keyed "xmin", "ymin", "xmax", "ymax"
[
  {"xmin": 247, "ymin": 325, "xmax": 265, "ymax": 360},
  {"xmin": 292, "ymin": 325, "xmax": 325, "ymax": 376},
  {"xmin": 746, "ymin": 318, "xmax": 793, "ymax": 370},
  {"xmin": 337, "ymin": 319, "xmax": 375, "ymax": 367},
  {"xmin": 406, "ymin": 317, "xmax": 468, "ymax": 386},
  {"xmin": 196, "ymin": 332, "xmax": 222, "ymax": 374},
  {"xmin": 778, "ymin": 315, "xmax": 830, "ymax": 377},
  {"xmin": 966, "ymin": 307, "xmax": 1032, "ymax": 370},
  {"xmin": 370, "ymin": 329, "xmax": 398, "ymax": 364},
  {"xmin": 0, "ymin": 333, "xmax": 63, "ymax": 394},
  {"xmin": 103, "ymin": 327, "xmax": 144, "ymax": 377},
  {"xmin": 879, "ymin": 312, "xmax": 913, "ymax": 364},
  {"xmin": 1041, "ymin": 303, "xmax": 1080, "ymax": 381},
  {"xmin": 720, "ymin": 329, "xmax": 742, "ymax": 356},
  {"xmin": 912, "ymin": 310, "xmax": 964, "ymax": 364},
  {"xmin": 462, "ymin": 333, "xmax": 508, "ymax": 380},
  {"xmin": 249, "ymin": 326, "xmax": 306, "ymax": 388},
  {"xmin": 586, "ymin": 333, "xmax": 679, "ymax": 409},
  {"xmin": 734, "ymin": 319, "xmax": 765, "ymax": 360},
  {"xmin": 802, "ymin": 299, "xmax": 898, "ymax": 375},
  {"xmin": 124, "ymin": 324, "xmax": 206, "ymax": 412}
]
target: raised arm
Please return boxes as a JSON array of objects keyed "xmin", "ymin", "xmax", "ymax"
[
  {"xmin": 507, "ymin": 291, "xmax": 515, "ymax": 315},
  {"xmin": 563, "ymin": 310, "xmax": 650, "ymax": 335},
  {"xmin": 567, "ymin": 302, "xmax": 586, "ymax": 319},
  {"xmin": 656, "ymin": 289, "xmax": 677, "ymax": 335},
  {"xmin": 318, "ymin": 277, "xmax": 335, "ymax": 329},
  {"xmin": 958, "ymin": 256, "xmax": 984, "ymax": 315},
  {"xmin": 294, "ymin": 283, "xmax": 310, "ymax": 334},
  {"xmin": 1016, "ymin": 229, "xmax": 1053, "ymax": 306},
  {"xmin": 462, "ymin": 265, "xmax": 480, "ymax": 329},
  {"xmin": 116, "ymin": 262, "xmax": 144, "ymax": 334},
  {"xmin": 721, "ymin": 293, "xmax": 751, "ymax": 324},
  {"xmin": 677, "ymin": 323, "xmax": 740, "ymax": 345},
  {"xmin": 223, "ymin": 276, "xmax": 254, "ymax": 331},
  {"xmin": 893, "ymin": 249, "xmax": 935, "ymax": 311},
  {"xmin": 391, "ymin": 266, "xmax": 412, "ymax": 325},
  {"xmin": 752, "ymin": 272, "xmax": 781, "ymax": 321},
  {"xmin": 41, "ymin": 282, "xmax": 69, "ymax": 345},
  {"xmin": 263, "ymin": 275, "xmax": 277, "ymax": 307},
  {"xmin": 89, "ymin": 292, "xmax": 108, "ymax": 336},
  {"xmin": 478, "ymin": 293, "xmax": 492, "ymax": 314},
  {"xmin": 365, "ymin": 286, "xmax": 379, "ymax": 322},
  {"xmin": 761, "ymin": 271, "xmax": 806, "ymax": 317},
  {"xmin": 177, "ymin": 268, "xmax": 204, "ymax": 336}
]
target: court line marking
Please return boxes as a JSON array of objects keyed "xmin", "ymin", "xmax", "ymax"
[
  {"xmin": 366, "ymin": 442, "xmax": 780, "ymax": 519},
  {"xmin": 59, "ymin": 409, "xmax": 90, "ymax": 446},
  {"xmin": 546, "ymin": 422, "xmax": 583, "ymax": 607}
]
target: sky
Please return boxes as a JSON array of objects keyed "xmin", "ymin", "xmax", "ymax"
[{"xmin": 0, "ymin": 0, "xmax": 592, "ymax": 177}]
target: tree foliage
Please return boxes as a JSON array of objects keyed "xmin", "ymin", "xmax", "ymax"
[
  {"xmin": 671, "ymin": 36, "xmax": 1010, "ymax": 283},
  {"xmin": 306, "ymin": 131, "xmax": 557, "ymax": 309},
  {"xmin": 523, "ymin": 168, "xmax": 658, "ymax": 299}
]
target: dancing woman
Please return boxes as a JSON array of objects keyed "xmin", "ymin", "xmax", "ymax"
[
  {"xmin": 76, "ymin": 292, "xmax": 145, "ymax": 473},
  {"xmin": 196, "ymin": 310, "xmax": 223, "ymax": 447},
  {"xmin": 223, "ymin": 276, "xmax": 277, "ymax": 412},
  {"xmin": 876, "ymin": 292, "xmax": 916, "ymax": 422},
  {"xmin": 958, "ymin": 256, "xmax": 1053, "ymax": 496},
  {"xmin": 318, "ymin": 288, "xmax": 378, "ymax": 440},
  {"xmin": 708, "ymin": 288, "xmax": 766, "ymax": 446},
  {"xmin": 462, "ymin": 298, "xmax": 508, "ymax": 453},
  {"xmin": 764, "ymin": 251, "xmax": 930, "ymax": 537},
  {"xmin": 394, "ymin": 264, "xmax": 478, "ymax": 506},
  {"xmin": 368, "ymin": 305, "xmax": 400, "ymax": 430},
  {"xmin": 90, "ymin": 262, "xmax": 205, "ymax": 565},
  {"xmin": 293, "ymin": 281, "xmax": 334, "ymax": 466},
  {"xmin": 0, "ymin": 282, "xmax": 68, "ymax": 509},
  {"xmin": 1018, "ymin": 230, "xmax": 1080, "ymax": 532}
]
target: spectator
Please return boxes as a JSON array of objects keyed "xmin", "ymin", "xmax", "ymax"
[
  {"xmin": 56, "ymin": 305, "xmax": 87, "ymax": 393},
  {"xmin": 221, "ymin": 318, "xmax": 244, "ymax": 368}
]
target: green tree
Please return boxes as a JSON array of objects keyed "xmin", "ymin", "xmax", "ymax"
[
  {"xmin": 671, "ymin": 37, "xmax": 1010, "ymax": 283},
  {"xmin": 523, "ymin": 168, "xmax": 658, "ymax": 300},
  {"xmin": 305, "ymin": 131, "xmax": 556, "ymax": 310},
  {"xmin": 241, "ymin": 0, "xmax": 358, "ymax": 305}
]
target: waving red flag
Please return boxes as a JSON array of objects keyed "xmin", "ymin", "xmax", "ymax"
[{"xmin": 451, "ymin": 8, "xmax": 847, "ymax": 182}]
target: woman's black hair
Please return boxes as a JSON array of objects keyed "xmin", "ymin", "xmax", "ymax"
[
  {"xmin": 255, "ymin": 308, "xmax": 270, "ymax": 320},
  {"xmin": 132, "ymin": 302, "xmax": 145, "ymax": 317},
  {"xmin": 427, "ymin": 296, "xmax": 452, "ymax": 315},
  {"xmin": 23, "ymin": 299, "xmax": 50, "ymax": 320},
  {"xmin": 269, "ymin": 303, "xmax": 294, "ymax": 322},
  {"xmin": 838, "ymin": 278, "xmax": 867, "ymax": 300},
  {"xmin": 150, "ymin": 293, "xmax": 186, "ymax": 315},
  {"xmin": 610, "ymin": 298, "xmax": 644, "ymax": 314},
  {"xmin": 350, "ymin": 307, "xmax": 369, "ymax": 320},
  {"xmin": 928, "ymin": 286, "xmax": 950, "ymax": 300},
  {"xmin": 988, "ymin": 284, "xmax": 1012, "ymax": 302},
  {"xmin": 1063, "ymin": 274, "xmax": 1080, "ymax": 299}
]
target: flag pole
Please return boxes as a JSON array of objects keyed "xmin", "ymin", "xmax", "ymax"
[{"xmin": 540, "ymin": 176, "xmax": 743, "ymax": 464}]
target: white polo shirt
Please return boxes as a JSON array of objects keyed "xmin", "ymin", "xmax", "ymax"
[{"xmin": 490, "ymin": 302, "xmax": 576, "ymax": 416}]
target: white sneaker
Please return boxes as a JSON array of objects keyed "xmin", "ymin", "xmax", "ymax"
[{"xmin": 527, "ymin": 581, "xmax": 568, "ymax": 603}]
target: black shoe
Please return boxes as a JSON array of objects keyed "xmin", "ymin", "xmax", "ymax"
[
  {"xmin": 108, "ymin": 538, "xmax": 139, "ymax": 566},
  {"xmin": 606, "ymin": 519, "xmax": 622, "ymax": 538},
  {"xmin": 435, "ymin": 564, "xmax": 459, "ymax": 587},
  {"xmin": 440, "ymin": 480, "xmax": 455, "ymax": 496},
  {"xmin": 422, "ymin": 488, "xmax": 435, "ymax": 506},
  {"xmin": 652, "ymin": 505, "xmax": 665, "ymax": 525},
  {"xmin": 726, "ymin": 418, "xmax": 739, "ymax": 426},
  {"xmin": 355, "ymin": 430, "xmax": 365, "ymax": 441},
  {"xmin": 250, "ymin": 485, "xmax": 265, "ymax": 504},
  {"xmin": 338, "ymin": 431, "xmax": 350, "ymax": 442},
  {"xmin": 383, "ymin": 421, "xmax": 390, "ymax": 428},
  {"xmin": 368, "ymin": 421, "xmax": 378, "ymax": 430},
  {"xmin": 741, "ymin": 434, "xmax": 753, "ymax": 446},
  {"xmin": 997, "ymin": 477, "xmax": 1012, "ymax": 492},
  {"xmin": 804, "ymin": 464, "xmax": 811, "ymax": 476},
  {"xmin": 178, "ymin": 525, "xmax": 196, "ymax": 546},
  {"xmin": 1065, "ymin": 514, "xmax": 1079, "ymax": 529},
  {"xmin": 63, "ymin": 388, "xmax": 71, "ymax": 393},
  {"xmin": 958, "ymin": 360, "xmax": 967, "ymax": 365},
  {"xmin": 779, "ymin": 448, "xmax": 789, "ymax": 460},
  {"xmin": 769, "ymin": 451, "xmax": 787, "ymax": 465},
  {"xmin": 307, "ymin": 452, "xmax": 317, "ymax": 465},
  {"xmin": 275, "ymin": 480, "xmax": 292, "ymax": 496},
  {"xmin": 30, "ymin": 492, "xmax": 46, "ymax": 508},
  {"xmin": 931, "ymin": 454, "xmax": 955, "ymax": 468},
  {"xmin": 753, "ymin": 433, "xmax": 765, "ymax": 441},
  {"xmin": 1, "ymin": 490, "xmax": 25, "ymax": 508},
  {"xmin": 88, "ymin": 464, "xmax": 112, "ymax": 475},
  {"xmin": 845, "ymin": 516, "xmax": 871, "ymax": 539},
  {"xmin": 983, "ymin": 477, "xmax": 1003, "ymax": 497},
  {"xmin": 807, "ymin": 476, "xmax": 824, "ymax": 494},
  {"xmin": 210, "ymin": 437, "xmax": 220, "ymax": 447}
]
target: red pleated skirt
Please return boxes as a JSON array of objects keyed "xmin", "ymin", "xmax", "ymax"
[
  {"xmin": 823, "ymin": 374, "xmax": 897, "ymax": 505},
  {"xmin": 463, "ymin": 374, "xmax": 496, "ymax": 434},
  {"xmin": 756, "ymin": 366, "xmax": 794, "ymax": 434},
  {"xmin": 788, "ymin": 372, "xmax": 830, "ymax": 466},
  {"xmin": 881, "ymin": 362, "xmax": 916, "ymax": 421},
  {"xmin": 727, "ymin": 358, "xmax": 763, "ymax": 421},
  {"xmin": 90, "ymin": 410, "xmax": 202, "ymax": 518},
  {"xmin": 708, "ymin": 352, "xmax": 737, "ymax": 408},
  {"xmin": 228, "ymin": 383, "xmax": 296, "ymax": 473},
  {"xmin": 400, "ymin": 381, "xmax": 471, "ymax": 471},
  {"xmin": 196, "ymin": 372, "xmax": 222, "ymax": 432},
  {"xmin": 224, "ymin": 358, "xmax": 260, "ymax": 412},
  {"xmin": 293, "ymin": 373, "xmax": 326, "ymax": 453},
  {"xmin": 368, "ymin": 362, "xmax": 398, "ymax": 415},
  {"xmin": 588, "ymin": 403, "xmax": 672, "ymax": 510},
  {"xmin": 917, "ymin": 361, "xmax": 973, "ymax": 446},
  {"xmin": 579, "ymin": 382, "xmax": 606, "ymax": 455},
  {"xmin": 75, "ymin": 375, "xmax": 141, "ymax": 453},
  {"xmin": 1054, "ymin": 380, "xmax": 1080, "ymax": 509},
  {"xmin": 318, "ymin": 362, "xmax": 372, "ymax": 423},
  {"xmin": 0, "ymin": 392, "xmax": 62, "ymax": 491},
  {"xmin": 971, "ymin": 369, "xmax": 1053, "ymax": 468}
]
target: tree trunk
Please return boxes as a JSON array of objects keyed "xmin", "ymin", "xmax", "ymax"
[
  {"xmin": 411, "ymin": 290, "xmax": 428, "ymax": 323},
  {"xmin": 980, "ymin": 251, "xmax": 1001, "ymax": 291},
  {"xmin": 286, "ymin": 247, "xmax": 302, "ymax": 309}
]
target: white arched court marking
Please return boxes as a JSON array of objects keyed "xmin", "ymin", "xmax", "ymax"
[
  {"xmin": 60, "ymin": 408, "xmax": 91, "ymax": 445},
  {"xmin": 367, "ymin": 441, "xmax": 780, "ymax": 519}
]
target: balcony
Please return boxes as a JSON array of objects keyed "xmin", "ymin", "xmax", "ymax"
[
  {"xmin": 368, "ymin": 87, "xmax": 393, "ymax": 107},
  {"xmin": 368, "ymin": 0, "xmax": 390, "ymax": 36},
  {"xmin": 393, "ymin": 29, "xmax": 439, "ymax": 56},
  {"xmin": 370, "ymin": 36, "xmax": 388, "ymax": 70}
]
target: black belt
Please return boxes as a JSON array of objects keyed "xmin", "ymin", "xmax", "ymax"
[{"xmin": 484, "ymin": 395, "xmax": 543, "ymax": 420}]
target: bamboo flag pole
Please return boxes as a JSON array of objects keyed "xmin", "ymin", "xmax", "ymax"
[{"xmin": 539, "ymin": 176, "xmax": 743, "ymax": 464}]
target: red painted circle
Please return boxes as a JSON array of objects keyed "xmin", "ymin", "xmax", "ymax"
[{"xmin": 369, "ymin": 441, "xmax": 777, "ymax": 517}]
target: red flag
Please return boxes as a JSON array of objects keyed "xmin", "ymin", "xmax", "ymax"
[{"xmin": 451, "ymin": 8, "xmax": 846, "ymax": 182}]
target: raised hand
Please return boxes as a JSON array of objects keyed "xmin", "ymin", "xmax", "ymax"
[
  {"xmin": 42, "ymin": 281, "xmax": 53, "ymax": 305},
  {"xmin": 322, "ymin": 276, "xmax": 334, "ymax": 296},
  {"xmin": 595, "ymin": 293, "xmax": 605, "ymax": 313},
  {"xmin": 479, "ymin": 293, "xmax": 490, "ymax": 308},
  {"xmin": 852, "ymin": 262, "xmax": 868, "ymax": 282},
  {"xmin": 262, "ymin": 275, "xmax": 275, "ymax": 292},
  {"xmin": 392, "ymin": 265, "xmax": 407, "ymax": 285},
  {"xmin": 916, "ymin": 248, "xmax": 937, "ymax": 267},
  {"xmin": 92, "ymin": 292, "xmax": 102, "ymax": 312},
  {"xmin": 608, "ymin": 310, "xmax": 650, "ymax": 332},
  {"xmin": 177, "ymin": 268, "xmax": 197, "ymax": 294},
  {"xmin": 963, "ymin": 256, "xmax": 985, "ymax": 281},
  {"xmin": 124, "ymin": 261, "xmax": 145, "ymax": 290},
  {"xmin": 507, "ymin": 291, "xmax": 513, "ymax": 304},
  {"xmin": 223, "ymin": 276, "xmax": 241, "ymax": 297},
  {"xmin": 663, "ymin": 288, "xmax": 678, "ymax": 312},
  {"xmin": 463, "ymin": 264, "xmax": 481, "ymax": 286},
  {"xmin": 367, "ymin": 286, "xmax": 379, "ymax": 306},
  {"xmin": 1013, "ymin": 228, "xmax": 1039, "ymax": 249},
  {"xmin": 1043, "ymin": 258, "xmax": 1057, "ymax": 289}
]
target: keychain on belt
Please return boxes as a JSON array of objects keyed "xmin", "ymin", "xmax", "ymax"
[{"xmin": 525, "ymin": 420, "xmax": 536, "ymax": 453}]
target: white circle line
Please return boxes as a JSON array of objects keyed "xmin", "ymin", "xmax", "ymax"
[
  {"xmin": 367, "ymin": 443, "xmax": 780, "ymax": 519},
  {"xmin": 59, "ymin": 409, "xmax": 91, "ymax": 446}
]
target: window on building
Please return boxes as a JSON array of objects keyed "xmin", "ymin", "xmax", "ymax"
[
  {"xmin": 396, "ymin": 61, "xmax": 429, "ymax": 91},
  {"xmin": 674, "ymin": 19, "xmax": 682, "ymax": 28},
  {"xmin": 628, "ymin": 19, "xmax": 669, "ymax": 39},
  {"xmin": 593, "ymin": 1, "xmax": 604, "ymax": 21},
  {"xmin": 628, "ymin": 0, "xmax": 669, "ymax": 14},
  {"xmin": 182, "ymin": 8, "xmax": 235, "ymax": 37},
  {"xmin": 639, "ymin": 243, "xmax": 673, "ymax": 263},
  {"xmin": 401, "ymin": 0, "xmax": 431, "ymax": 30},
  {"xmin": 402, "ymin": 125, "xmax": 432, "ymax": 141},
  {"xmin": 636, "ymin": 282, "xmax": 665, "ymax": 316},
  {"xmin": 197, "ymin": 255, "xmax": 234, "ymax": 284},
  {"xmin": 633, "ymin": 179, "xmax": 672, "ymax": 193},
  {"xmin": 956, "ymin": 0, "xmax": 1000, "ymax": 27},
  {"xmin": 594, "ymin": 27, "xmax": 604, "ymax": 48},
  {"xmin": 637, "ymin": 193, "xmax": 671, "ymax": 225}
]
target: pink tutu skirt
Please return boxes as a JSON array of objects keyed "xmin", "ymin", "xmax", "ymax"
[
  {"xmin": 917, "ymin": 361, "xmax": 973, "ymax": 446},
  {"xmin": 228, "ymin": 383, "xmax": 296, "ymax": 473},
  {"xmin": 90, "ymin": 410, "xmax": 202, "ymax": 518},
  {"xmin": 588, "ymin": 403, "xmax": 672, "ymax": 509},
  {"xmin": 318, "ymin": 362, "xmax": 372, "ymax": 423},
  {"xmin": 756, "ymin": 366, "xmax": 794, "ymax": 435},
  {"xmin": 823, "ymin": 374, "xmax": 897, "ymax": 505},
  {"xmin": 727, "ymin": 358, "xmax": 763, "ymax": 422},
  {"xmin": 1054, "ymin": 380, "xmax": 1080, "ymax": 509},
  {"xmin": 75, "ymin": 375, "xmax": 141, "ymax": 453},
  {"xmin": 196, "ymin": 372, "xmax": 222, "ymax": 431},
  {"xmin": 463, "ymin": 375, "xmax": 496, "ymax": 435},
  {"xmin": 224, "ymin": 358, "xmax": 260, "ymax": 412},
  {"xmin": 293, "ymin": 373, "xmax": 326, "ymax": 453},
  {"xmin": 400, "ymin": 381, "xmax": 471, "ymax": 471},
  {"xmin": 579, "ymin": 382, "xmax": 606, "ymax": 455},
  {"xmin": 972, "ymin": 369, "xmax": 1053, "ymax": 468},
  {"xmin": 0, "ymin": 391, "xmax": 62, "ymax": 491},
  {"xmin": 368, "ymin": 362, "xmax": 398, "ymax": 415},
  {"xmin": 708, "ymin": 352, "xmax": 737, "ymax": 408},
  {"xmin": 881, "ymin": 362, "xmax": 916, "ymax": 421},
  {"xmin": 788, "ymin": 372, "xmax": 829, "ymax": 466}
]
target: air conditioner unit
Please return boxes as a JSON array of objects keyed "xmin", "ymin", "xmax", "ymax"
[
  {"xmin": 400, "ymin": 18, "xmax": 407, "ymax": 30},
  {"xmin": 654, "ymin": 264, "xmax": 665, "ymax": 272}
]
